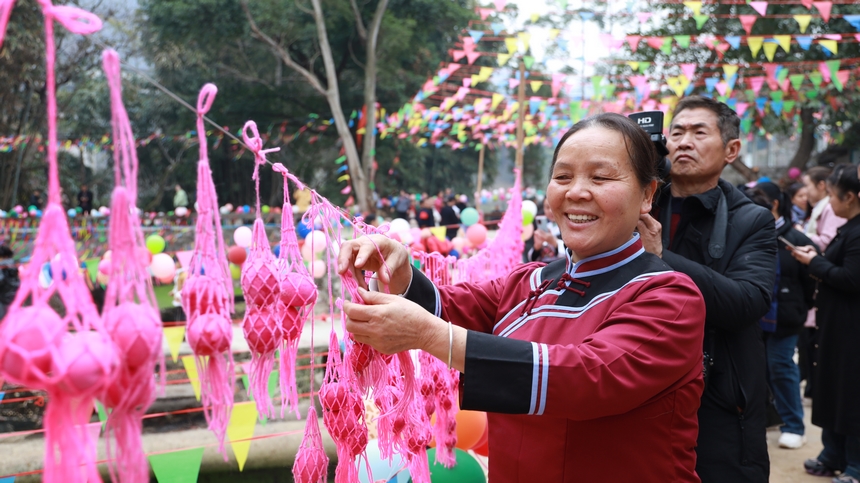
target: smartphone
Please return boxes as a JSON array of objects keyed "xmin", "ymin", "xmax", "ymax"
[
  {"xmin": 535, "ymin": 215, "xmax": 549, "ymax": 232},
  {"xmin": 777, "ymin": 236, "xmax": 796, "ymax": 250}
]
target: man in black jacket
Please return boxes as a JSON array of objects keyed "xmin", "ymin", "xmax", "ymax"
[{"xmin": 638, "ymin": 96, "xmax": 777, "ymax": 482}]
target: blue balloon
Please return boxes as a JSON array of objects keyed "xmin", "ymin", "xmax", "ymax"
[
  {"xmin": 295, "ymin": 220, "xmax": 312, "ymax": 239},
  {"xmin": 272, "ymin": 245, "xmax": 281, "ymax": 257},
  {"xmin": 449, "ymin": 249, "xmax": 460, "ymax": 259},
  {"xmin": 243, "ymin": 205, "xmax": 251, "ymax": 213},
  {"xmin": 358, "ymin": 439, "xmax": 404, "ymax": 483},
  {"xmin": 67, "ymin": 209, "xmax": 76, "ymax": 217}
]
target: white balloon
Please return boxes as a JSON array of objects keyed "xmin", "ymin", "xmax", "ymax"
[
  {"xmin": 233, "ymin": 226, "xmax": 253, "ymax": 248},
  {"xmin": 175, "ymin": 207, "xmax": 188, "ymax": 217},
  {"xmin": 389, "ymin": 218, "xmax": 411, "ymax": 234},
  {"xmin": 522, "ymin": 200, "xmax": 538, "ymax": 217}
]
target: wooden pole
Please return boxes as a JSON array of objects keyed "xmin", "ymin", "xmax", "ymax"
[
  {"xmin": 514, "ymin": 60, "xmax": 526, "ymax": 172},
  {"xmin": 476, "ymin": 143, "xmax": 485, "ymax": 211}
]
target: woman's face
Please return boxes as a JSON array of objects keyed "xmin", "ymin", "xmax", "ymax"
[
  {"xmin": 547, "ymin": 126, "xmax": 656, "ymax": 262},
  {"xmin": 828, "ymin": 183, "xmax": 858, "ymax": 219},
  {"xmin": 791, "ymin": 186, "xmax": 808, "ymax": 210},
  {"xmin": 803, "ymin": 175, "xmax": 827, "ymax": 205}
]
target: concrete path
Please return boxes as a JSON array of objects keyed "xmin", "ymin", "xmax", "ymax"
[{"xmin": 770, "ymin": 398, "xmax": 826, "ymax": 483}]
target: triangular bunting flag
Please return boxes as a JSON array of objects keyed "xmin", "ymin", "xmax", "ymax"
[
  {"xmin": 660, "ymin": 38, "xmax": 673, "ymax": 55},
  {"xmin": 774, "ymin": 35, "xmax": 791, "ymax": 53},
  {"xmin": 523, "ymin": 56, "xmax": 535, "ymax": 70},
  {"xmin": 181, "ymin": 355, "xmax": 202, "ymax": 401},
  {"xmin": 638, "ymin": 62, "xmax": 651, "ymax": 73},
  {"xmin": 784, "ymin": 100, "xmax": 796, "ymax": 116},
  {"xmin": 789, "ymin": 73, "xmax": 805, "ymax": 91},
  {"xmin": 492, "ymin": 93, "xmax": 505, "ymax": 110},
  {"xmin": 518, "ymin": 32, "xmax": 531, "ymax": 52},
  {"xmin": 497, "ymin": 53, "xmax": 511, "ymax": 66},
  {"xmin": 801, "ymin": 0, "xmax": 813, "ymax": 8},
  {"xmin": 674, "ymin": 35, "xmax": 691, "ymax": 49},
  {"xmin": 763, "ymin": 42, "xmax": 778, "ymax": 62},
  {"xmin": 637, "ymin": 12, "xmax": 653, "ymax": 24},
  {"xmin": 164, "ymin": 326, "xmax": 186, "ymax": 363},
  {"xmin": 646, "ymin": 37, "xmax": 664, "ymax": 50},
  {"xmin": 680, "ymin": 64, "xmax": 697, "ymax": 81},
  {"xmin": 83, "ymin": 259, "xmax": 99, "ymax": 283},
  {"xmin": 813, "ymin": 1, "xmax": 831, "ymax": 22},
  {"xmin": 683, "ymin": 1, "xmax": 703, "ymax": 16},
  {"xmin": 818, "ymin": 39, "xmax": 837, "ymax": 55},
  {"xmin": 749, "ymin": 77, "xmax": 766, "ymax": 95},
  {"xmin": 793, "ymin": 15, "xmax": 812, "ymax": 33},
  {"xmin": 466, "ymin": 52, "xmax": 482, "ymax": 64},
  {"xmin": 0, "ymin": 477, "xmax": 14, "ymax": 483},
  {"xmin": 748, "ymin": 36, "xmax": 764, "ymax": 57},
  {"xmin": 149, "ymin": 448, "xmax": 205, "ymax": 483},
  {"xmin": 468, "ymin": 30, "xmax": 484, "ymax": 43},
  {"xmin": 694, "ymin": 15, "xmax": 709, "ymax": 30},
  {"xmin": 529, "ymin": 81, "xmax": 543, "ymax": 93},
  {"xmin": 627, "ymin": 35, "xmax": 641, "ymax": 52},
  {"xmin": 835, "ymin": 70, "xmax": 849, "ymax": 92},
  {"xmin": 627, "ymin": 61, "xmax": 640, "ymax": 71},
  {"xmin": 809, "ymin": 71, "xmax": 823, "ymax": 88},
  {"xmin": 505, "ymin": 38, "xmax": 518, "ymax": 54},
  {"xmin": 725, "ymin": 36, "xmax": 741, "ymax": 49},
  {"xmin": 824, "ymin": 59, "xmax": 840, "ymax": 83},
  {"xmin": 749, "ymin": 1, "xmax": 768, "ymax": 16},
  {"xmin": 739, "ymin": 15, "xmax": 757, "ymax": 35},
  {"xmin": 494, "ymin": 0, "xmax": 506, "ymax": 11},
  {"xmin": 796, "ymin": 36, "xmax": 813, "ymax": 50},
  {"xmin": 844, "ymin": 15, "xmax": 860, "ymax": 31},
  {"xmin": 491, "ymin": 22, "xmax": 504, "ymax": 35},
  {"xmin": 429, "ymin": 226, "xmax": 447, "ymax": 242},
  {"xmin": 723, "ymin": 65, "xmax": 739, "ymax": 79},
  {"xmin": 228, "ymin": 402, "xmax": 259, "ymax": 471}
]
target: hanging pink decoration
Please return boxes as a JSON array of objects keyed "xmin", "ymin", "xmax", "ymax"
[
  {"xmin": 292, "ymin": 406, "xmax": 329, "ymax": 483},
  {"xmin": 240, "ymin": 121, "xmax": 283, "ymax": 419},
  {"xmin": 180, "ymin": 84, "xmax": 235, "ymax": 458},
  {"xmin": 100, "ymin": 49, "xmax": 164, "ymax": 483},
  {"xmin": 0, "ymin": 3, "xmax": 116, "ymax": 483},
  {"xmin": 272, "ymin": 162, "xmax": 317, "ymax": 419}
]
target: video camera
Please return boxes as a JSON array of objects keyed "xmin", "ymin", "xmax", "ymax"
[{"xmin": 628, "ymin": 111, "xmax": 672, "ymax": 183}]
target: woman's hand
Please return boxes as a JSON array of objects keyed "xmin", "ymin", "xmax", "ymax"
[
  {"xmin": 791, "ymin": 245, "xmax": 818, "ymax": 265},
  {"xmin": 533, "ymin": 229, "xmax": 557, "ymax": 249},
  {"xmin": 343, "ymin": 288, "xmax": 442, "ymax": 354},
  {"xmin": 337, "ymin": 234, "xmax": 412, "ymax": 294}
]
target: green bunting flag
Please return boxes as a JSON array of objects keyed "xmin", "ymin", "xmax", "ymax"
[
  {"xmin": 789, "ymin": 74, "xmax": 805, "ymax": 91},
  {"xmin": 149, "ymin": 447, "xmax": 205, "ymax": 483},
  {"xmin": 674, "ymin": 35, "xmax": 691, "ymax": 48},
  {"xmin": 694, "ymin": 14, "xmax": 709, "ymax": 29},
  {"xmin": 240, "ymin": 370, "xmax": 279, "ymax": 425},
  {"xmin": 523, "ymin": 56, "xmax": 535, "ymax": 70}
]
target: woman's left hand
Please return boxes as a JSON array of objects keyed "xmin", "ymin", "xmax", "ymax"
[
  {"xmin": 343, "ymin": 288, "xmax": 444, "ymax": 355},
  {"xmin": 791, "ymin": 245, "xmax": 818, "ymax": 265}
]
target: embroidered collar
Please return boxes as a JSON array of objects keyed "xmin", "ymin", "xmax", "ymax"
[{"xmin": 564, "ymin": 233, "xmax": 645, "ymax": 278}]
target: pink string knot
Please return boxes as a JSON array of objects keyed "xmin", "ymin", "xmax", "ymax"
[
  {"xmin": 272, "ymin": 163, "xmax": 306, "ymax": 191},
  {"xmin": 197, "ymin": 83, "xmax": 218, "ymax": 116},
  {"xmin": 242, "ymin": 121, "xmax": 280, "ymax": 176}
]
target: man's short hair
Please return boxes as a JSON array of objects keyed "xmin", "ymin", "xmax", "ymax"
[{"xmin": 672, "ymin": 96, "xmax": 740, "ymax": 145}]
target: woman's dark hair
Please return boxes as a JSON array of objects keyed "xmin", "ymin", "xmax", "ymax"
[
  {"xmin": 550, "ymin": 113, "xmax": 659, "ymax": 187},
  {"xmin": 749, "ymin": 182, "xmax": 791, "ymax": 221},
  {"xmin": 827, "ymin": 163, "xmax": 860, "ymax": 200},
  {"xmin": 786, "ymin": 182, "xmax": 805, "ymax": 201},
  {"xmin": 805, "ymin": 166, "xmax": 831, "ymax": 185}
]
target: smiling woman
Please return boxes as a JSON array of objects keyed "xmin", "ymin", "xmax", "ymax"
[{"xmin": 338, "ymin": 113, "xmax": 708, "ymax": 482}]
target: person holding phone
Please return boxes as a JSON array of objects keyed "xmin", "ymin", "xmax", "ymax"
[
  {"xmin": 791, "ymin": 165, "xmax": 860, "ymax": 482},
  {"xmin": 530, "ymin": 199, "xmax": 563, "ymax": 262},
  {"xmin": 746, "ymin": 182, "xmax": 817, "ymax": 450}
]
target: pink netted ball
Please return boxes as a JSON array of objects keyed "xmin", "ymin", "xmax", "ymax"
[
  {"xmin": 104, "ymin": 302, "xmax": 161, "ymax": 371},
  {"xmin": 105, "ymin": 371, "xmax": 155, "ymax": 410},
  {"xmin": 242, "ymin": 304, "xmax": 283, "ymax": 354},
  {"xmin": 182, "ymin": 275, "xmax": 227, "ymax": 317},
  {"xmin": 187, "ymin": 313, "xmax": 233, "ymax": 356},
  {"xmin": 279, "ymin": 303, "xmax": 303, "ymax": 340},
  {"xmin": 241, "ymin": 258, "xmax": 281, "ymax": 307},
  {"xmin": 0, "ymin": 305, "xmax": 66, "ymax": 387},
  {"xmin": 53, "ymin": 331, "xmax": 119, "ymax": 396},
  {"xmin": 280, "ymin": 272, "xmax": 317, "ymax": 308}
]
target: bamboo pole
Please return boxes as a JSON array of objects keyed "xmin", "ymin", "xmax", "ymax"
[
  {"xmin": 476, "ymin": 143, "xmax": 485, "ymax": 211},
  {"xmin": 514, "ymin": 61, "xmax": 526, "ymax": 172}
]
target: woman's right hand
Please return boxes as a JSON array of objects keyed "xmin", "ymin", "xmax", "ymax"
[{"xmin": 337, "ymin": 234, "xmax": 412, "ymax": 294}]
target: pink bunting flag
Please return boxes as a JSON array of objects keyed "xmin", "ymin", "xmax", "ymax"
[
  {"xmin": 451, "ymin": 50, "xmax": 465, "ymax": 62},
  {"xmin": 680, "ymin": 63, "xmax": 697, "ymax": 81},
  {"xmin": 819, "ymin": 62, "xmax": 832, "ymax": 83},
  {"xmin": 822, "ymin": 34, "xmax": 841, "ymax": 41},
  {"xmin": 630, "ymin": 75, "xmax": 648, "ymax": 88},
  {"xmin": 645, "ymin": 37, "xmax": 664, "ymax": 50},
  {"xmin": 801, "ymin": 0, "xmax": 813, "ymax": 8},
  {"xmin": 509, "ymin": 78, "xmax": 520, "ymax": 89},
  {"xmin": 749, "ymin": 1, "xmax": 768, "ymax": 15},
  {"xmin": 748, "ymin": 76, "xmax": 765, "ymax": 95},
  {"xmin": 736, "ymin": 102, "xmax": 749, "ymax": 117},
  {"xmin": 462, "ymin": 37, "xmax": 475, "ymax": 53},
  {"xmin": 637, "ymin": 12, "xmax": 653, "ymax": 23},
  {"xmin": 836, "ymin": 70, "xmax": 849, "ymax": 87},
  {"xmin": 714, "ymin": 81, "xmax": 728, "ymax": 97},
  {"xmin": 462, "ymin": 78, "xmax": 472, "ymax": 88},
  {"xmin": 340, "ymin": 186, "xmax": 351, "ymax": 195},
  {"xmin": 763, "ymin": 64, "xmax": 779, "ymax": 90},
  {"xmin": 447, "ymin": 63, "xmax": 461, "ymax": 75},
  {"xmin": 626, "ymin": 35, "xmax": 641, "ymax": 53},
  {"xmin": 739, "ymin": 15, "xmax": 757, "ymax": 35},
  {"xmin": 813, "ymin": 1, "xmax": 831, "ymax": 22},
  {"xmin": 477, "ymin": 7, "xmax": 493, "ymax": 20},
  {"xmin": 494, "ymin": 0, "xmax": 506, "ymax": 10},
  {"xmin": 466, "ymin": 51, "xmax": 482, "ymax": 64}
]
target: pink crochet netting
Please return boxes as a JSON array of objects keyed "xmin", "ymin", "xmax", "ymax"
[
  {"xmin": 0, "ymin": 3, "xmax": 116, "ymax": 483},
  {"xmin": 272, "ymin": 163, "xmax": 316, "ymax": 419},
  {"xmin": 239, "ymin": 121, "xmax": 283, "ymax": 419},
  {"xmin": 100, "ymin": 49, "xmax": 164, "ymax": 483},
  {"xmin": 180, "ymin": 84, "xmax": 234, "ymax": 458}
]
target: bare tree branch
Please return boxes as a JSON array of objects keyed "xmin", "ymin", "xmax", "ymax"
[
  {"xmin": 241, "ymin": 1, "xmax": 327, "ymax": 95},
  {"xmin": 349, "ymin": 0, "xmax": 368, "ymax": 42},
  {"xmin": 294, "ymin": 0, "xmax": 313, "ymax": 16},
  {"xmin": 347, "ymin": 34, "xmax": 366, "ymax": 70}
]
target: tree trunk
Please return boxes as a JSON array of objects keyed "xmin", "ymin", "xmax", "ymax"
[
  {"xmin": 359, "ymin": 0, "xmax": 389, "ymax": 214},
  {"xmin": 789, "ymin": 107, "xmax": 817, "ymax": 169}
]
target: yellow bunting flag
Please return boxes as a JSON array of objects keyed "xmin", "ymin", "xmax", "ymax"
[
  {"xmin": 163, "ymin": 326, "xmax": 186, "ymax": 363},
  {"xmin": 529, "ymin": 81, "xmax": 543, "ymax": 93},
  {"xmin": 774, "ymin": 35, "xmax": 791, "ymax": 53},
  {"xmin": 793, "ymin": 14, "xmax": 812, "ymax": 33},
  {"xmin": 478, "ymin": 67, "xmax": 494, "ymax": 82},
  {"xmin": 228, "ymin": 402, "xmax": 259, "ymax": 472},
  {"xmin": 530, "ymin": 12, "xmax": 540, "ymax": 23},
  {"xmin": 518, "ymin": 32, "xmax": 531, "ymax": 52},
  {"xmin": 497, "ymin": 53, "xmax": 511, "ymax": 66},
  {"xmin": 471, "ymin": 74, "xmax": 481, "ymax": 86},
  {"xmin": 430, "ymin": 227, "xmax": 447, "ymax": 242},
  {"xmin": 683, "ymin": 1, "xmax": 702, "ymax": 16},
  {"xmin": 722, "ymin": 64, "xmax": 739, "ymax": 78},
  {"xmin": 505, "ymin": 37, "xmax": 518, "ymax": 54},
  {"xmin": 337, "ymin": 174, "xmax": 350, "ymax": 182},
  {"xmin": 678, "ymin": 74, "xmax": 692, "ymax": 93},
  {"xmin": 627, "ymin": 61, "xmax": 640, "ymax": 71},
  {"xmin": 666, "ymin": 77, "xmax": 685, "ymax": 98},
  {"xmin": 818, "ymin": 40, "xmax": 838, "ymax": 55},
  {"xmin": 747, "ymin": 37, "xmax": 764, "ymax": 57},
  {"xmin": 181, "ymin": 355, "xmax": 202, "ymax": 401},
  {"xmin": 549, "ymin": 28, "xmax": 560, "ymax": 40},
  {"xmin": 763, "ymin": 42, "xmax": 778, "ymax": 62},
  {"xmin": 491, "ymin": 93, "xmax": 505, "ymax": 110}
]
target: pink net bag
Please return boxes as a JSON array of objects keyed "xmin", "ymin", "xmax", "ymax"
[
  {"xmin": 0, "ymin": 3, "xmax": 117, "ymax": 482},
  {"xmin": 272, "ymin": 163, "xmax": 316, "ymax": 419},
  {"xmin": 180, "ymin": 84, "xmax": 235, "ymax": 457},
  {"xmin": 239, "ymin": 121, "xmax": 283, "ymax": 419},
  {"xmin": 419, "ymin": 351, "xmax": 459, "ymax": 468},
  {"xmin": 100, "ymin": 49, "xmax": 164, "ymax": 483}
]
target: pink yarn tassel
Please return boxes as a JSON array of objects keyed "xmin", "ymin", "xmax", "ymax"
[
  {"xmin": 197, "ymin": 353, "xmax": 234, "ymax": 455},
  {"xmin": 278, "ymin": 335, "xmax": 302, "ymax": 418},
  {"xmin": 292, "ymin": 406, "xmax": 329, "ymax": 483},
  {"xmin": 43, "ymin": 391, "xmax": 102, "ymax": 483}
]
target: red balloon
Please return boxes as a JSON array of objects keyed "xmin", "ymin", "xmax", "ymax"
[{"xmin": 227, "ymin": 245, "xmax": 247, "ymax": 265}]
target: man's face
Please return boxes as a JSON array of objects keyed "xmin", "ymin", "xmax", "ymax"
[{"xmin": 667, "ymin": 108, "xmax": 736, "ymax": 187}]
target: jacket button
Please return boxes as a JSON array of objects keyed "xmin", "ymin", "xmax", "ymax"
[
  {"xmin": 815, "ymin": 344, "xmax": 819, "ymax": 348},
  {"xmin": 742, "ymin": 459, "xmax": 749, "ymax": 465},
  {"xmin": 813, "ymin": 362, "xmax": 818, "ymax": 366}
]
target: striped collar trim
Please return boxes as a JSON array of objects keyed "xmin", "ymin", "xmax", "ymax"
[
  {"xmin": 775, "ymin": 216, "xmax": 785, "ymax": 230},
  {"xmin": 564, "ymin": 233, "xmax": 644, "ymax": 278}
]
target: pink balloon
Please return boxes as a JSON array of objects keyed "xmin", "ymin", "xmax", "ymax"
[
  {"xmin": 312, "ymin": 259, "xmax": 326, "ymax": 278},
  {"xmin": 410, "ymin": 227, "xmax": 422, "ymax": 242},
  {"xmin": 150, "ymin": 253, "xmax": 176, "ymax": 280},
  {"xmin": 300, "ymin": 241, "xmax": 315, "ymax": 262},
  {"xmin": 98, "ymin": 259, "xmax": 111, "ymax": 275},
  {"xmin": 466, "ymin": 224, "xmax": 488, "ymax": 247},
  {"xmin": 307, "ymin": 230, "xmax": 327, "ymax": 253},
  {"xmin": 451, "ymin": 237, "xmax": 466, "ymax": 251}
]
